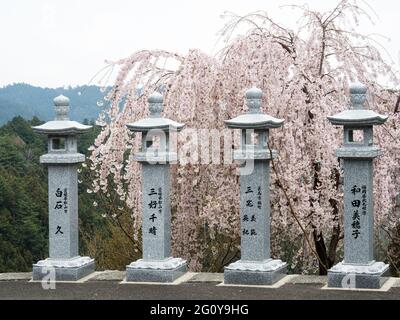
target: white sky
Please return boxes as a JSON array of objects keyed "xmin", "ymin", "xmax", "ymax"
[{"xmin": 0, "ymin": 0, "xmax": 399, "ymax": 88}]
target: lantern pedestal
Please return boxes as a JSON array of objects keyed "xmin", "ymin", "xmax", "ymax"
[
  {"xmin": 328, "ymin": 261, "xmax": 389, "ymax": 289},
  {"xmin": 33, "ymin": 257, "xmax": 95, "ymax": 282}
]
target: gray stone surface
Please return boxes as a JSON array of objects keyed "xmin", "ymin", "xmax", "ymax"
[
  {"xmin": 327, "ymin": 83, "xmax": 389, "ymax": 289},
  {"xmin": 89, "ymin": 271, "xmax": 126, "ymax": 281},
  {"xmin": 336, "ymin": 146, "xmax": 380, "ymax": 159},
  {"xmin": 126, "ymin": 92, "xmax": 184, "ymax": 132},
  {"xmin": 48, "ymin": 165, "xmax": 79, "ymax": 259},
  {"xmin": 327, "ymin": 83, "xmax": 388, "ymax": 126},
  {"xmin": 127, "ymin": 257, "xmax": 186, "ymax": 270},
  {"xmin": 141, "ymin": 163, "xmax": 171, "ymax": 260},
  {"xmin": 188, "ymin": 273, "xmax": 224, "ymax": 283},
  {"xmin": 393, "ymin": 278, "xmax": 400, "ymax": 287},
  {"xmin": 125, "ymin": 163, "xmax": 188, "ymax": 283},
  {"xmin": 328, "ymin": 272, "xmax": 389, "ymax": 289},
  {"xmin": 133, "ymin": 151, "xmax": 178, "ymax": 164},
  {"xmin": 224, "ymin": 88, "xmax": 286, "ymax": 286},
  {"xmin": 224, "ymin": 87, "xmax": 284, "ymax": 129},
  {"xmin": 33, "ymin": 260, "xmax": 95, "ymax": 281},
  {"xmin": 0, "ymin": 273, "xmax": 32, "ymax": 281},
  {"xmin": 1, "ymin": 280, "xmax": 400, "ymax": 300},
  {"xmin": 289, "ymin": 275, "xmax": 327, "ymax": 284},
  {"xmin": 125, "ymin": 92, "xmax": 187, "ymax": 283},
  {"xmin": 32, "ymin": 95, "xmax": 92, "ymax": 135},
  {"xmin": 343, "ymin": 159, "xmax": 374, "ymax": 264},
  {"xmin": 225, "ymin": 259, "xmax": 286, "ymax": 272},
  {"xmin": 239, "ymin": 160, "xmax": 271, "ymax": 261},
  {"xmin": 233, "ymin": 149, "xmax": 277, "ymax": 161},
  {"xmin": 224, "ymin": 265, "xmax": 287, "ymax": 286},
  {"xmin": 126, "ymin": 263, "xmax": 187, "ymax": 283},
  {"xmin": 40, "ymin": 153, "xmax": 85, "ymax": 164},
  {"xmin": 31, "ymin": 95, "xmax": 94, "ymax": 282},
  {"xmin": 327, "ymin": 261, "xmax": 389, "ymax": 289}
]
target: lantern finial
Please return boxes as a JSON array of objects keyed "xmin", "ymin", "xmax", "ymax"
[
  {"xmin": 246, "ymin": 87, "xmax": 263, "ymax": 114},
  {"xmin": 350, "ymin": 82, "xmax": 367, "ymax": 110},
  {"xmin": 54, "ymin": 95, "xmax": 70, "ymax": 120},
  {"xmin": 148, "ymin": 92, "xmax": 164, "ymax": 117}
]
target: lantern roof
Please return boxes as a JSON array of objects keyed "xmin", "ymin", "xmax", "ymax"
[
  {"xmin": 126, "ymin": 92, "xmax": 185, "ymax": 132},
  {"xmin": 32, "ymin": 95, "xmax": 92, "ymax": 135},
  {"xmin": 224, "ymin": 88, "xmax": 284, "ymax": 129},
  {"xmin": 327, "ymin": 83, "xmax": 388, "ymax": 126}
]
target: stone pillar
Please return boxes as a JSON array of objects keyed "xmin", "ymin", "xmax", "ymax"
[
  {"xmin": 223, "ymin": 88, "xmax": 287, "ymax": 285},
  {"xmin": 141, "ymin": 164, "xmax": 172, "ymax": 261},
  {"xmin": 32, "ymin": 95, "xmax": 95, "ymax": 281},
  {"xmin": 327, "ymin": 83, "xmax": 389, "ymax": 289},
  {"xmin": 239, "ymin": 160, "xmax": 271, "ymax": 262},
  {"xmin": 125, "ymin": 92, "xmax": 187, "ymax": 283}
]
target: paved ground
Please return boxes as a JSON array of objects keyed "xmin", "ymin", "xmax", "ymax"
[{"xmin": 0, "ymin": 272, "xmax": 399, "ymax": 300}]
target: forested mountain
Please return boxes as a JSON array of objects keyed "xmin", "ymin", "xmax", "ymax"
[
  {"xmin": 0, "ymin": 117, "xmax": 48, "ymax": 271},
  {"xmin": 0, "ymin": 83, "xmax": 105, "ymax": 125}
]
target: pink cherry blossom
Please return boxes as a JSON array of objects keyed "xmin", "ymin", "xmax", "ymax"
[{"xmin": 88, "ymin": 1, "xmax": 400, "ymax": 274}]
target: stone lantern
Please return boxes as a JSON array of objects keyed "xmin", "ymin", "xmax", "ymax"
[
  {"xmin": 32, "ymin": 95, "xmax": 95, "ymax": 281},
  {"xmin": 223, "ymin": 88, "xmax": 287, "ymax": 285},
  {"xmin": 327, "ymin": 83, "xmax": 389, "ymax": 289},
  {"xmin": 125, "ymin": 92, "xmax": 187, "ymax": 283}
]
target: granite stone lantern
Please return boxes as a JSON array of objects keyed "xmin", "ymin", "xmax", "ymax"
[
  {"xmin": 327, "ymin": 83, "xmax": 389, "ymax": 289},
  {"xmin": 125, "ymin": 92, "xmax": 187, "ymax": 283},
  {"xmin": 32, "ymin": 95, "xmax": 95, "ymax": 281},
  {"xmin": 223, "ymin": 88, "xmax": 287, "ymax": 285}
]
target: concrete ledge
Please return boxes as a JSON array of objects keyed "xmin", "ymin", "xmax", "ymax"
[
  {"xmin": 30, "ymin": 271, "xmax": 99, "ymax": 284},
  {"xmin": 188, "ymin": 273, "xmax": 222, "ymax": 283},
  {"xmin": 120, "ymin": 271, "xmax": 194, "ymax": 286},
  {"xmin": 0, "ymin": 273, "xmax": 32, "ymax": 281},
  {"xmin": 393, "ymin": 278, "xmax": 400, "ymax": 287},
  {"xmin": 1, "ymin": 271, "xmax": 399, "ymax": 288},
  {"xmin": 288, "ymin": 275, "xmax": 327, "ymax": 284},
  {"xmin": 219, "ymin": 275, "xmax": 296, "ymax": 289},
  {"xmin": 89, "ymin": 270, "xmax": 126, "ymax": 281}
]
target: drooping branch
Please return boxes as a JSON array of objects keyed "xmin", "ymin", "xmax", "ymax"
[{"xmin": 87, "ymin": 0, "xmax": 400, "ymax": 273}]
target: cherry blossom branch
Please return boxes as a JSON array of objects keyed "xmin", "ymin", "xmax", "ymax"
[{"xmin": 267, "ymin": 143, "xmax": 328, "ymax": 272}]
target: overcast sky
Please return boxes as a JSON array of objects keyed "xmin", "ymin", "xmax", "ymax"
[{"xmin": 0, "ymin": 0, "xmax": 399, "ymax": 88}]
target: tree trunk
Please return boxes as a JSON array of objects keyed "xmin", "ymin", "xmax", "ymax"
[
  {"xmin": 313, "ymin": 230, "xmax": 329, "ymax": 275},
  {"xmin": 313, "ymin": 226, "xmax": 341, "ymax": 275}
]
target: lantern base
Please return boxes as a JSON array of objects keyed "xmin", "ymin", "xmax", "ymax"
[
  {"xmin": 328, "ymin": 261, "xmax": 390, "ymax": 289},
  {"xmin": 32, "ymin": 256, "xmax": 95, "ymax": 281},
  {"xmin": 126, "ymin": 257, "xmax": 187, "ymax": 283},
  {"xmin": 224, "ymin": 259, "xmax": 287, "ymax": 285}
]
